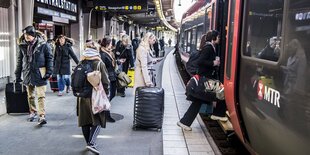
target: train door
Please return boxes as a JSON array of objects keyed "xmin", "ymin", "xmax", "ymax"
[{"xmin": 238, "ymin": 0, "xmax": 310, "ymax": 154}]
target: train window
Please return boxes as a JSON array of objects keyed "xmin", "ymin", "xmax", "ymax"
[
  {"xmin": 281, "ymin": 0, "xmax": 310, "ymax": 94},
  {"xmin": 243, "ymin": 0, "xmax": 284, "ymax": 62},
  {"xmin": 196, "ymin": 26, "xmax": 203, "ymax": 50},
  {"xmin": 226, "ymin": 0, "xmax": 236, "ymax": 79}
]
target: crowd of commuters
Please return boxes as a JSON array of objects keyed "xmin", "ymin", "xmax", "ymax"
[{"xmin": 15, "ymin": 25, "xmax": 169, "ymax": 154}]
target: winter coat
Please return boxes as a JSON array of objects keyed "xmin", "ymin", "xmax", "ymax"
[
  {"xmin": 77, "ymin": 58, "xmax": 110, "ymax": 128},
  {"xmin": 100, "ymin": 49, "xmax": 117, "ymax": 82},
  {"xmin": 54, "ymin": 41, "xmax": 79, "ymax": 75},
  {"xmin": 15, "ymin": 32, "xmax": 53, "ymax": 86},
  {"xmin": 115, "ymin": 43, "xmax": 134, "ymax": 74},
  {"xmin": 197, "ymin": 43, "xmax": 217, "ymax": 79},
  {"xmin": 134, "ymin": 44, "xmax": 154, "ymax": 90}
]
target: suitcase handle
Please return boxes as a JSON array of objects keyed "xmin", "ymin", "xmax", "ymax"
[{"xmin": 13, "ymin": 81, "xmax": 25, "ymax": 93}]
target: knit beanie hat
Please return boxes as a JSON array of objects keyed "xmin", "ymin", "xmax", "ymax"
[{"xmin": 22, "ymin": 26, "xmax": 36, "ymax": 37}]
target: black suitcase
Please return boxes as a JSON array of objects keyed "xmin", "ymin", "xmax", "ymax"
[
  {"xmin": 5, "ymin": 82, "xmax": 29, "ymax": 114},
  {"xmin": 49, "ymin": 76, "xmax": 59, "ymax": 92},
  {"xmin": 133, "ymin": 87, "xmax": 164, "ymax": 131}
]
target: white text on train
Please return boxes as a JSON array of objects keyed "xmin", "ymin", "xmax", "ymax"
[{"xmin": 264, "ymin": 86, "xmax": 280, "ymax": 108}]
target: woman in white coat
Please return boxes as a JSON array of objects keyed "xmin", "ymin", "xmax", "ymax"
[{"xmin": 134, "ymin": 32, "xmax": 157, "ymax": 90}]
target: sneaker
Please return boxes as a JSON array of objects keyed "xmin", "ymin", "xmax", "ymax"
[
  {"xmin": 177, "ymin": 121, "xmax": 192, "ymax": 131},
  {"xmin": 86, "ymin": 144, "xmax": 100, "ymax": 154},
  {"xmin": 38, "ymin": 116, "xmax": 47, "ymax": 125},
  {"xmin": 27, "ymin": 113, "xmax": 37, "ymax": 122},
  {"xmin": 210, "ymin": 115, "xmax": 228, "ymax": 122},
  {"xmin": 58, "ymin": 91, "xmax": 63, "ymax": 96}
]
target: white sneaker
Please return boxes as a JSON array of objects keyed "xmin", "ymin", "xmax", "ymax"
[
  {"xmin": 177, "ymin": 121, "xmax": 192, "ymax": 131},
  {"xmin": 86, "ymin": 144, "xmax": 100, "ymax": 154},
  {"xmin": 210, "ymin": 115, "xmax": 228, "ymax": 122}
]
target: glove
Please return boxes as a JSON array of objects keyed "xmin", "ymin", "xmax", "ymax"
[{"xmin": 43, "ymin": 74, "xmax": 51, "ymax": 80}]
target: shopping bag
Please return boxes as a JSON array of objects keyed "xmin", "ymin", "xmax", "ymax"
[
  {"xmin": 117, "ymin": 71, "xmax": 132, "ymax": 88},
  {"xmin": 185, "ymin": 75, "xmax": 224, "ymax": 102},
  {"xmin": 91, "ymin": 82, "xmax": 111, "ymax": 114},
  {"xmin": 127, "ymin": 69, "xmax": 135, "ymax": 88}
]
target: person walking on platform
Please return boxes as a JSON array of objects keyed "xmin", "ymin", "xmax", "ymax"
[
  {"xmin": 54, "ymin": 35, "xmax": 79, "ymax": 96},
  {"xmin": 115, "ymin": 34, "xmax": 134, "ymax": 97},
  {"xmin": 99, "ymin": 37, "xmax": 117, "ymax": 122},
  {"xmin": 177, "ymin": 30, "xmax": 224, "ymax": 131},
  {"xmin": 159, "ymin": 36, "xmax": 165, "ymax": 51},
  {"xmin": 134, "ymin": 32, "xmax": 157, "ymax": 89},
  {"xmin": 76, "ymin": 40, "xmax": 110, "ymax": 154},
  {"xmin": 153, "ymin": 38, "xmax": 160, "ymax": 57},
  {"xmin": 15, "ymin": 25, "xmax": 53, "ymax": 125}
]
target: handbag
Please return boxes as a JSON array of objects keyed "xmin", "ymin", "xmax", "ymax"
[
  {"xmin": 185, "ymin": 75, "xmax": 224, "ymax": 102},
  {"xmin": 91, "ymin": 82, "xmax": 111, "ymax": 114},
  {"xmin": 87, "ymin": 62, "xmax": 102, "ymax": 88},
  {"xmin": 117, "ymin": 71, "xmax": 132, "ymax": 88}
]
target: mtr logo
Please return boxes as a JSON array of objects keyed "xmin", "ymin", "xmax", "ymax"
[{"xmin": 257, "ymin": 80, "xmax": 280, "ymax": 108}]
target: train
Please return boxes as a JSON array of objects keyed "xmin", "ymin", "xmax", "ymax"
[{"xmin": 178, "ymin": 0, "xmax": 310, "ymax": 154}]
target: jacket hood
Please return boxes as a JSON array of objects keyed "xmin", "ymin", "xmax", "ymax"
[{"xmin": 18, "ymin": 30, "xmax": 47, "ymax": 46}]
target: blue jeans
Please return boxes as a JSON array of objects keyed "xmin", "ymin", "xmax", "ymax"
[{"xmin": 57, "ymin": 74, "xmax": 70, "ymax": 92}]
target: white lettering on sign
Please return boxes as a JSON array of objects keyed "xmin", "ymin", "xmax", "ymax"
[
  {"xmin": 257, "ymin": 80, "xmax": 280, "ymax": 108},
  {"xmin": 295, "ymin": 12, "xmax": 310, "ymax": 21},
  {"xmin": 37, "ymin": 0, "xmax": 77, "ymax": 13}
]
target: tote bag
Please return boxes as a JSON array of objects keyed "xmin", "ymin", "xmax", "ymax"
[{"xmin": 91, "ymin": 82, "xmax": 111, "ymax": 114}]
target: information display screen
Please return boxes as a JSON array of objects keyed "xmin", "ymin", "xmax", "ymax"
[{"xmin": 94, "ymin": 0, "xmax": 148, "ymax": 12}]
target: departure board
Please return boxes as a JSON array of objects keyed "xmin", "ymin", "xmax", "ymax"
[{"xmin": 94, "ymin": 0, "xmax": 148, "ymax": 12}]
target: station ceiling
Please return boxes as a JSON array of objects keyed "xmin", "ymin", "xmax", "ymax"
[{"xmin": 82, "ymin": 0, "xmax": 179, "ymax": 30}]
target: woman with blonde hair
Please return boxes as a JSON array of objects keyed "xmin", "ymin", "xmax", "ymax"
[
  {"xmin": 134, "ymin": 32, "xmax": 157, "ymax": 89},
  {"xmin": 76, "ymin": 40, "xmax": 110, "ymax": 154}
]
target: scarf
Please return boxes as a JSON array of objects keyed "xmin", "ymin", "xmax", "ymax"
[
  {"xmin": 101, "ymin": 47, "xmax": 116, "ymax": 67},
  {"xmin": 80, "ymin": 48, "xmax": 101, "ymax": 61}
]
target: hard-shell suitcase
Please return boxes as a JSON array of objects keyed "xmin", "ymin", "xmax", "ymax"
[
  {"xmin": 5, "ymin": 82, "xmax": 29, "ymax": 114},
  {"xmin": 49, "ymin": 76, "xmax": 59, "ymax": 92},
  {"xmin": 133, "ymin": 87, "xmax": 164, "ymax": 131}
]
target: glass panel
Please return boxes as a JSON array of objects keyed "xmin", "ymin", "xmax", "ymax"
[{"xmin": 243, "ymin": 0, "xmax": 284, "ymax": 62}]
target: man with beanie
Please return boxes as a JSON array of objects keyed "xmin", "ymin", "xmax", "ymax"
[{"xmin": 15, "ymin": 25, "xmax": 53, "ymax": 125}]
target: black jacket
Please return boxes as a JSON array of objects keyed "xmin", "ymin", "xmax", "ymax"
[
  {"xmin": 197, "ymin": 44, "xmax": 217, "ymax": 79},
  {"xmin": 99, "ymin": 50, "xmax": 117, "ymax": 82},
  {"xmin": 115, "ymin": 43, "xmax": 134, "ymax": 73},
  {"xmin": 54, "ymin": 42, "xmax": 79, "ymax": 75},
  {"xmin": 15, "ymin": 32, "xmax": 53, "ymax": 86}
]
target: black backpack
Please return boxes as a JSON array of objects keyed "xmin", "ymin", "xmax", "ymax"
[
  {"xmin": 71, "ymin": 60, "xmax": 93, "ymax": 98},
  {"xmin": 186, "ymin": 51, "xmax": 200, "ymax": 75}
]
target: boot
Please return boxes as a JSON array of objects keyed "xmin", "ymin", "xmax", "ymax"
[{"xmin": 106, "ymin": 111, "xmax": 115, "ymax": 123}]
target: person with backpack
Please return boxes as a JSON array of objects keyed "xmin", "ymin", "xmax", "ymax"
[
  {"xmin": 99, "ymin": 37, "xmax": 117, "ymax": 122},
  {"xmin": 54, "ymin": 35, "xmax": 79, "ymax": 96},
  {"xmin": 72, "ymin": 40, "xmax": 109, "ymax": 154},
  {"xmin": 177, "ymin": 30, "xmax": 224, "ymax": 131}
]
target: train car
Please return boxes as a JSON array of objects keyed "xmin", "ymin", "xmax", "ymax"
[{"xmin": 179, "ymin": 0, "xmax": 310, "ymax": 154}]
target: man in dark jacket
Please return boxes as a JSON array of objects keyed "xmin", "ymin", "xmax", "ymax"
[
  {"xmin": 15, "ymin": 26, "xmax": 53, "ymax": 125},
  {"xmin": 54, "ymin": 35, "xmax": 79, "ymax": 96}
]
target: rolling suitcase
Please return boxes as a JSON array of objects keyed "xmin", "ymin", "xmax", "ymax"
[
  {"xmin": 5, "ymin": 82, "xmax": 29, "ymax": 114},
  {"xmin": 133, "ymin": 87, "xmax": 164, "ymax": 131},
  {"xmin": 49, "ymin": 76, "xmax": 59, "ymax": 92}
]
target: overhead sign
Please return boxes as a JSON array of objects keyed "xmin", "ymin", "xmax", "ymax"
[
  {"xmin": 94, "ymin": 0, "xmax": 147, "ymax": 12},
  {"xmin": 37, "ymin": 7, "xmax": 76, "ymax": 21},
  {"xmin": 36, "ymin": 0, "xmax": 77, "ymax": 13}
]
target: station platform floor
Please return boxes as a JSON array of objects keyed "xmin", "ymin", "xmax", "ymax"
[{"xmin": 0, "ymin": 48, "xmax": 219, "ymax": 155}]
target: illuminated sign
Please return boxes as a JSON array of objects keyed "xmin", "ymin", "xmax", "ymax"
[
  {"xmin": 37, "ymin": 7, "xmax": 76, "ymax": 21},
  {"xmin": 295, "ymin": 12, "xmax": 310, "ymax": 21},
  {"xmin": 94, "ymin": 0, "xmax": 147, "ymax": 12},
  {"xmin": 36, "ymin": 0, "xmax": 77, "ymax": 13},
  {"xmin": 257, "ymin": 80, "xmax": 280, "ymax": 108}
]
